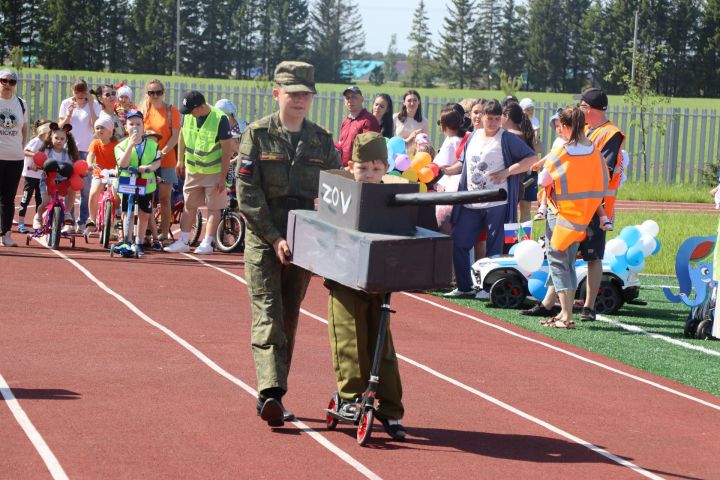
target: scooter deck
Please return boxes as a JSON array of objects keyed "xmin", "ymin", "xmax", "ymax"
[{"xmin": 325, "ymin": 409, "xmax": 361, "ymax": 425}]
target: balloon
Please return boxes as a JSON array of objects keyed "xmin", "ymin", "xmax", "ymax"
[
  {"xmin": 46, "ymin": 176, "xmax": 57, "ymax": 195},
  {"xmin": 514, "ymin": 240, "xmax": 544, "ymax": 273},
  {"xmin": 384, "ymin": 137, "xmax": 390, "ymax": 144},
  {"xmin": 509, "ymin": 243, "xmax": 518, "ymax": 255},
  {"xmin": 33, "ymin": 151, "xmax": 47, "ymax": 168},
  {"xmin": 58, "ymin": 162, "xmax": 74, "ymax": 178},
  {"xmin": 619, "ymin": 226, "xmax": 641, "ymax": 247},
  {"xmin": 626, "ymin": 246, "xmax": 644, "ymax": 267},
  {"xmin": 388, "ymin": 170, "xmax": 402, "ymax": 176},
  {"xmin": 428, "ymin": 163, "xmax": 440, "ymax": 177},
  {"xmin": 386, "ymin": 154, "xmax": 395, "ymax": 173},
  {"xmin": 610, "ymin": 254, "xmax": 628, "ymax": 275},
  {"xmin": 401, "ymin": 168, "xmax": 418, "ymax": 182},
  {"xmin": 394, "ymin": 154, "xmax": 411, "ymax": 172},
  {"xmin": 651, "ymin": 238, "xmax": 661, "ymax": 255},
  {"xmin": 417, "ymin": 166, "xmax": 434, "ymax": 183},
  {"xmin": 638, "ymin": 235, "xmax": 657, "ymax": 256},
  {"xmin": 528, "ymin": 270, "xmax": 549, "ymax": 300},
  {"xmin": 73, "ymin": 160, "xmax": 89, "ymax": 176},
  {"xmin": 43, "ymin": 158, "xmax": 59, "ymax": 173},
  {"xmin": 57, "ymin": 180, "xmax": 69, "ymax": 196},
  {"xmin": 410, "ymin": 152, "xmax": 432, "ymax": 172},
  {"xmin": 69, "ymin": 174, "xmax": 83, "ymax": 191},
  {"xmin": 387, "ymin": 136, "xmax": 406, "ymax": 155},
  {"xmin": 418, "ymin": 182, "xmax": 427, "ymax": 193},
  {"xmin": 627, "ymin": 258, "xmax": 645, "ymax": 273},
  {"xmin": 638, "ymin": 219, "xmax": 659, "ymax": 238},
  {"xmin": 605, "ymin": 238, "xmax": 628, "ymax": 257}
]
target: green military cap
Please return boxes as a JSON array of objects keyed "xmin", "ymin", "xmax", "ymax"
[
  {"xmin": 352, "ymin": 132, "xmax": 388, "ymax": 165},
  {"xmin": 274, "ymin": 61, "xmax": 317, "ymax": 94}
]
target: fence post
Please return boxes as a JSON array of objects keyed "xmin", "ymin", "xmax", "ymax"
[{"xmin": 699, "ymin": 109, "xmax": 708, "ymax": 182}]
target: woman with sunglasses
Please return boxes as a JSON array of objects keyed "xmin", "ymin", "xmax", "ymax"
[
  {"xmin": 141, "ymin": 79, "xmax": 181, "ymax": 244},
  {"xmin": 91, "ymin": 84, "xmax": 126, "ymax": 141},
  {"xmin": 0, "ymin": 68, "xmax": 28, "ymax": 247}
]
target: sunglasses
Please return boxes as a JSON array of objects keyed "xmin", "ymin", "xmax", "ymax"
[
  {"xmin": 147, "ymin": 90, "xmax": 164, "ymax": 96},
  {"xmin": 0, "ymin": 78, "xmax": 17, "ymax": 86},
  {"xmin": 103, "ymin": 91, "xmax": 117, "ymax": 97}
]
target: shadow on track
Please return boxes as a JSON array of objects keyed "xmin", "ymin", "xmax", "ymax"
[{"xmin": 3, "ymin": 388, "xmax": 81, "ymax": 400}]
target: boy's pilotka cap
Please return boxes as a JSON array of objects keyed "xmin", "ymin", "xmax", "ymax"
[
  {"xmin": 180, "ymin": 90, "xmax": 206, "ymax": 114},
  {"xmin": 274, "ymin": 61, "xmax": 317, "ymax": 94},
  {"xmin": 352, "ymin": 132, "xmax": 388, "ymax": 164},
  {"xmin": 574, "ymin": 87, "xmax": 608, "ymax": 110}
]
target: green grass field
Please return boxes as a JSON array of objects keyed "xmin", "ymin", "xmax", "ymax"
[{"xmin": 434, "ymin": 273, "xmax": 719, "ymax": 397}]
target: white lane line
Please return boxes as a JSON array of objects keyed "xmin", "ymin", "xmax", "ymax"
[
  {"xmin": 402, "ymin": 292, "xmax": 720, "ymax": 412},
  {"xmin": 38, "ymin": 245, "xmax": 381, "ymax": 480},
  {"xmin": 187, "ymin": 255, "xmax": 663, "ymax": 479},
  {"xmin": 595, "ymin": 314, "xmax": 720, "ymax": 357},
  {"xmin": 0, "ymin": 373, "xmax": 69, "ymax": 480}
]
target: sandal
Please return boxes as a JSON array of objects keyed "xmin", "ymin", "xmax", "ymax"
[
  {"xmin": 540, "ymin": 316, "xmax": 559, "ymax": 326},
  {"xmin": 546, "ymin": 319, "xmax": 576, "ymax": 329}
]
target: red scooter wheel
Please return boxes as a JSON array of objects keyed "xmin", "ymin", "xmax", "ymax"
[
  {"xmin": 326, "ymin": 392, "xmax": 340, "ymax": 430},
  {"xmin": 356, "ymin": 408, "xmax": 374, "ymax": 446}
]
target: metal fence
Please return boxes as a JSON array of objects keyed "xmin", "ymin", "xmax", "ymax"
[{"xmin": 15, "ymin": 72, "xmax": 720, "ymax": 185}]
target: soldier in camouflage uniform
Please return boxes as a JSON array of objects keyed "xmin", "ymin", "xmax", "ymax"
[{"xmin": 237, "ymin": 61, "xmax": 341, "ymax": 427}]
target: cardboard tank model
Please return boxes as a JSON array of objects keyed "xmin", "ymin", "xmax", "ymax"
[{"xmin": 287, "ymin": 169, "xmax": 506, "ymax": 445}]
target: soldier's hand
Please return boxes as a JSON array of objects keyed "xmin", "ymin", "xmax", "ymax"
[{"xmin": 273, "ymin": 237, "xmax": 291, "ymax": 266}]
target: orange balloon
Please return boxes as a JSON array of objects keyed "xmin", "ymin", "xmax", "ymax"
[
  {"xmin": 401, "ymin": 168, "xmax": 418, "ymax": 182},
  {"xmin": 410, "ymin": 152, "xmax": 432, "ymax": 172},
  {"xmin": 418, "ymin": 166, "xmax": 434, "ymax": 183}
]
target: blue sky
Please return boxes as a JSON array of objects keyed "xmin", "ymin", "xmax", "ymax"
[{"xmin": 357, "ymin": 0, "xmax": 448, "ymax": 54}]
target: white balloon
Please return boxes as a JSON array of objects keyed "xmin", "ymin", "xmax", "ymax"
[
  {"xmin": 639, "ymin": 220, "xmax": 659, "ymax": 238},
  {"xmin": 638, "ymin": 235, "xmax": 657, "ymax": 256},
  {"xmin": 605, "ymin": 238, "xmax": 628, "ymax": 256},
  {"xmin": 514, "ymin": 240, "xmax": 544, "ymax": 273}
]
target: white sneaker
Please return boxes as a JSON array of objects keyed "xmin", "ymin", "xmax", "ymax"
[
  {"xmin": 164, "ymin": 239, "xmax": 191, "ymax": 253},
  {"xmin": 0, "ymin": 233, "xmax": 17, "ymax": 247},
  {"xmin": 61, "ymin": 224, "xmax": 72, "ymax": 234},
  {"xmin": 32, "ymin": 215, "xmax": 42, "ymax": 230},
  {"xmin": 194, "ymin": 242, "xmax": 214, "ymax": 255},
  {"xmin": 475, "ymin": 290, "xmax": 490, "ymax": 300},
  {"xmin": 443, "ymin": 288, "xmax": 475, "ymax": 298}
]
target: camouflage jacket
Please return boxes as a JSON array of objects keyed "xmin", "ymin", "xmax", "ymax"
[{"xmin": 236, "ymin": 112, "xmax": 340, "ymax": 245}]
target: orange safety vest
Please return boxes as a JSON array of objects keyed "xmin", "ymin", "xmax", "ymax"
[
  {"xmin": 545, "ymin": 144, "xmax": 609, "ymax": 251},
  {"xmin": 586, "ymin": 121, "xmax": 625, "ymax": 219}
]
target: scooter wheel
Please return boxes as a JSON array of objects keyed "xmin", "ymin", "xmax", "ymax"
[
  {"xmin": 356, "ymin": 408, "xmax": 374, "ymax": 446},
  {"xmin": 326, "ymin": 392, "xmax": 340, "ymax": 430},
  {"xmin": 25, "ymin": 235, "xmax": 30, "ymax": 246}
]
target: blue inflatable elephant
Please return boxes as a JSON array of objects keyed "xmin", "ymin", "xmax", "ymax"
[{"xmin": 664, "ymin": 236, "xmax": 716, "ymax": 307}]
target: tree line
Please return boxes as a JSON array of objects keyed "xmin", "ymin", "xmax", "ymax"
[{"xmin": 1, "ymin": 0, "xmax": 719, "ymax": 97}]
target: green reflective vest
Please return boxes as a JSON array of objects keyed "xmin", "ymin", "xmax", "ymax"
[
  {"xmin": 182, "ymin": 107, "xmax": 226, "ymax": 174},
  {"xmin": 114, "ymin": 138, "xmax": 159, "ymax": 195}
]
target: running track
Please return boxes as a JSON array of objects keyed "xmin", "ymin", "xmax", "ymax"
[{"xmin": 2, "ymin": 217, "xmax": 719, "ymax": 480}]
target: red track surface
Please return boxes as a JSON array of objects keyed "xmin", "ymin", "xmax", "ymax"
[{"xmin": 2, "ymin": 220, "xmax": 720, "ymax": 479}]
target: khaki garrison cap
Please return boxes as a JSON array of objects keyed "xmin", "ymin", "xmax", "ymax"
[
  {"xmin": 274, "ymin": 61, "xmax": 317, "ymax": 94},
  {"xmin": 353, "ymin": 132, "xmax": 388, "ymax": 165}
]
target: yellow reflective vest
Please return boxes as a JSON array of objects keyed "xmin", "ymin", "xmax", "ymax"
[
  {"xmin": 114, "ymin": 138, "xmax": 159, "ymax": 195},
  {"xmin": 182, "ymin": 106, "xmax": 226, "ymax": 175}
]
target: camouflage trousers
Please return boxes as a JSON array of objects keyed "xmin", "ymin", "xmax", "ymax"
[
  {"xmin": 327, "ymin": 282, "xmax": 404, "ymax": 420},
  {"xmin": 245, "ymin": 230, "xmax": 312, "ymax": 395}
]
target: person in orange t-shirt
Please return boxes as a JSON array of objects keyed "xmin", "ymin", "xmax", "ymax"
[
  {"xmin": 86, "ymin": 116, "xmax": 119, "ymax": 231},
  {"xmin": 141, "ymin": 79, "xmax": 181, "ymax": 242}
]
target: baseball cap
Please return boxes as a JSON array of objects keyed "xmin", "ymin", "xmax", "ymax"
[
  {"xmin": 125, "ymin": 109, "xmax": 144, "ymax": 121},
  {"xmin": 214, "ymin": 98, "xmax": 237, "ymax": 117},
  {"xmin": 573, "ymin": 87, "xmax": 608, "ymax": 111},
  {"xmin": 180, "ymin": 90, "xmax": 206, "ymax": 114},
  {"xmin": 0, "ymin": 68, "xmax": 18, "ymax": 81},
  {"xmin": 343, "ymin": 86, "xmax": 362, "ymax": 97},
  {"xmin": 273, "ymin": 61, "xmax": 317, "ymax": 94},
  {"xmin": 352, "ymin": 132, "xmax": 388, "ymax": 164},
  {"xmin": 519, "ymin": 98, "xmax": 535, "ymax": 110}
]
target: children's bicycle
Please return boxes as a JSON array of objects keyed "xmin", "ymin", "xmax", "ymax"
[
  {"xmin": 110, "ymin": 167, "xmax": 145, "ymax": 258},
  {"xmin": 84, "ymin": 169, "xmax": 119, "ymax": 249},
  {"xmin": 26, "ymin": 175, "xmax": 76, "ymax": 250},
  {"xmin": 153, "ymin": 179, "xmax": 202, "ymax": 246},
  {"xmin": 215, "ymin": 167, "xmax": 245, "ymax": 253}
]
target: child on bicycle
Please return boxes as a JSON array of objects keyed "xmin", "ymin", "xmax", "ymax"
[
  {"xmin": 325, "ymin": 132, "xmax": 407, "ymax": 441},
  {"xmin": 18, "ymin": 120, "xmax": 53, "ymax": 233},
  {"xmin": 114, "ymin": 110, "xmax": 161, "ymax": 257},
  {"xmin": 86, "ymin": 116, "xmax": 119, "ymax": 233},
  {"xmin": 33, "ymin": 124, "xmax": 81, "ymax": 234}
]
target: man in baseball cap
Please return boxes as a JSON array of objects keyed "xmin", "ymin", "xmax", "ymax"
[
  {"xmin": 573, "ymin": 87, "xmax": 608, "ymax": 111},
  {"xmin": 179, "ymin": 90, "xmax": 207, "ymax": 115},
  {"xmin": 338, "ymin": 85, "xmax": 380, "ymax": 166}
]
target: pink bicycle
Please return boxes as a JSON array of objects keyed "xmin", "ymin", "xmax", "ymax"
[{"xmin": 84, "ymin": 168, "xmax": 120, "ymax": 249}]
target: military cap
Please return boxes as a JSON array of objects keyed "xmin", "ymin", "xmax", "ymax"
[
  {"xmin": 352, "ymin": 132, "xmax": 388, "ymax": 165},
  {"xmin": 274, "ymin": 61, "xmax": 317, "ymax": 94}
]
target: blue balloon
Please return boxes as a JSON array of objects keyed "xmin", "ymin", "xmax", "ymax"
[
  {"xmin": 387, "ymin": 136, "xmax": 406, "ymax": 156},
  {"xmin": 626, "ymin": 246, "xmax": 644, "ymax": 267},
  {"xmin": 628, "ymin": 258, "xmax": 645, "ymax": 273},
  {"xmin": 528, "ymin": 270, "xmax": 549, "ymax": 300},
  {"xmin": 509, "ymin": 243, "xmax": 518, "ymax": 255},
  {"xmin": 652, "ymin": 238, "xmax": 661, "ymax": 255},
  {"xmin": 610, "ymin": 254, "xmax": 628, "ymax": 275},
  {"xmin": 386, "ymin": 154, "xmax": 396, "ymax": 172},
  {"xmin": 619, "ymin": 226, "xmax": 641, "ymax": 247}
]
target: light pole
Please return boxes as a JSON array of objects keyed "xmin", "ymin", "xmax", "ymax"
[
  {"xmin": 176, "ymin": 0, "xmax": 180, "ymax": 75},
  {"xmin": 631, "ymin": 4, "xmax": 639, "ymax": 83}
]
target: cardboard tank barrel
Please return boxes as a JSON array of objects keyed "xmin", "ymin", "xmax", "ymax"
[{"xmin": 287, "ymin": 170, "xmax": 507, "ymax": 293}]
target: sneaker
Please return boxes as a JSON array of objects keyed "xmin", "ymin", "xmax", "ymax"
[
  {"xmin": 520, "ymin": 303, "xmax": 560, "ymax": 317},
  {"xmin": 443, "ymin": 288, "xmax": 475, "ymax": 298},
  {"xmin": 63, "ymin": 216, "xmax": 73, "ymax": 226},
  {"xmin": 17, "ymin": 223, "xmax": 28, "ymax": 234},
  {"xmin": 258, "ymin": 398, "xmax": 285, "ymax": 427},
  {"xmin": 378, "ymin": 417, "xmax": 407, "ymax": 441},
  {"xmin": 75, "ymin": 223, "xmax": 85, "ymax": 235},
  {"xmin": 193, "ymin": 242, "xmax": 213, "ymax": 255},
  {"xmin": 85, "ymin": 221, "xmax": 97, "ymax": 233},
  {"xmin": 533, "ymin": 211, "xmax": 546, "ymax": 221},
  {"xmin": 163, "ymin": 239, "xmax": 190, "ymax": 253},
  {"xmin": 0, "ymin": 233, "xmax": 17, "ymax": 247},
  {"xmin": 61, "ymin": 224, "xmax": 72, "ymax": 234},
  {"xmin": 32, "ymin": 215, "xmax": 42, "ymax": 230},
  {"xmin": 151, "ymin": 240, "xmax": 163, "ymax": 252},
  {"xmin": 475, "ymin": 290, "xmax": 490, "ymax": 300},
  {"xmin": 135, "ymin": 244, "xmax": 145, "ymax": 257},
  {"xmin": 255, "ymin": 397, "xmax": 295, "ymax": 422},
  {"xmin": 580, "ymin": 307, "xmax": 596, "ymax": 322}
]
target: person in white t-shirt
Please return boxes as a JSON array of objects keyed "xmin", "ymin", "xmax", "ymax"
[
  {"xmin": 18, "ymin": 120, "xmax": 53, "ymax": 232},
  {"xmin": 58, "ymin": 79, "xmax": 101, "ymax": 233},
  {"xmin": 434, "ymin": 104, "xmax": 467, "ymax": 233},
  {"xmin": 0, "ymin": 68, "xmax": 28, "ymax": 247}
]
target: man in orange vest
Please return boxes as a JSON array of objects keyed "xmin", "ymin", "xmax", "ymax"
[{"xmin": 574, "ymin": 88, "xmax": 625, "ymax": 321}]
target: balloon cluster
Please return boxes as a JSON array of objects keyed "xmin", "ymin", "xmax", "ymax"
[
  {"xmin": 33, "ymin": 151, "xmax": 88, "ymax": 196},
  {"xmin": 510, "ymin": 240, "xmax": 548, "ymax": 300},
  {"xmin": 385, "ymin": 136, "xmax": 441, "ymax": 192},
  {"xmin": 604, "ymin": 220, "xmax": 661, "ymax": 277}
]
